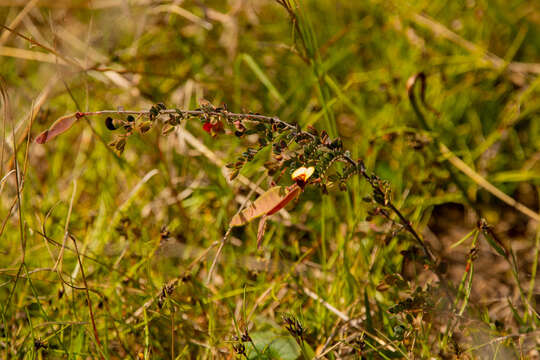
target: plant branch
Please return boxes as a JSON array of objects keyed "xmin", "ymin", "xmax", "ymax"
[{"xmin": 39, "ymin": 104, "xmax": 448, "ymax": 293}]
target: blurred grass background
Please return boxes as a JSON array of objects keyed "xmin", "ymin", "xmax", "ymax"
[{"xmin": 0, "ymin": 0, "xmax": 539, "ymax": 358}]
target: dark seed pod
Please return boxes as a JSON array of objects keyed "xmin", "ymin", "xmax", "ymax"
[{"xmin": 105, "ymin": 117, "xmax": 117, "ymax": 130}]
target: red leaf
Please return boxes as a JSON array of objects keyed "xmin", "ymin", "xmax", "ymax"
[
  {"xmin": 35, "ymin": 114, "xmax": 77, "ymax": 144},
  {"xmin": 230, "ymin": 184, "xmax": 301, "ymax": 227},
  {"xmin": 266, "ymin": 186, "xmax": 301, "ymax": 215}
]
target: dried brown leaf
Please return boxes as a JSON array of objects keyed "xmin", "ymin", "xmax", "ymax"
[
  {"xmin": 230, "ymin": 185, "xmax": 301, "ymax": 227},
  {"xmin": 35, "ymin": 114, "xmax": 77, "ymax": 144}
]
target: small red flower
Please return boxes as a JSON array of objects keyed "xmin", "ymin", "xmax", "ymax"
[
  {"xmin": 203, "ymin": 122, "xmax": 213, "ymax": 133},
  {"xmin": 202, "ymin": 120, "xmax": 224, "ymax": 136}
]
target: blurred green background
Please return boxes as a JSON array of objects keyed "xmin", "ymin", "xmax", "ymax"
[{"xmin": 0, "ymin": 0, "xmax": 538, "ymax": 358}]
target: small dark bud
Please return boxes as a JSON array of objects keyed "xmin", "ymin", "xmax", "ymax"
[
  {"xmin": 240, "ymin": 332, "xmax": 252, "ymax": 342},
  {"xmin": 320, "ymin": 131, "xmax": 329, "ymax": 144},
  {"xmin": 229, "ymin": 170, "xmax": 239, "ymax": 180},
  {"xmin": 115, "ymin": 138, "xmax": 126, "ymax": 153},
  {"xmin": 233, "ymin": 343, "xmax": 246, "ymax": 355},
  {"xmin": 105, "ymin": 117, "xmax": 117, "ymax": 130},
  {"xmin": 138, "ymin": 121, "xmax": 152, "ymax": 133},
  {"xmin": 307, "ymin": 125, "xmax": 318, "ymax": 136},
  {"xmin": 34, "ymin": 339, "xmax": 47, "ymax": 350},
  {"xmin": 283, "ymin": 315, "xmax": 305, "ymax": 338},
  {"xmin": 167, "ymin": 114, "xmax": 180, "ymax": 126}
]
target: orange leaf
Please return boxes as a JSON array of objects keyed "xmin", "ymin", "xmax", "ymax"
[
  {"xmin": 35, "ymin": 114, "xmax": 78, "ymax": 144},
  {"xmin": 266, "ymin": 185, "xmax": 301, "ymax": 215},
  {"xmin": 230, "ymin": 185, "xmax": 301, "ymax": 227}
]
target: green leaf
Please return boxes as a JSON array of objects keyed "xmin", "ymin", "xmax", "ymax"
[
  {"xmin": 246, "ymin": 331, "xmax": 300, "ymax": 360},
  {"xmin": 483, "ymin": 232, "xmax": 508, "ymax": 257},
  {"xmin": 450, "ymin": 229, "xmax": 477, "ymax": 249}
]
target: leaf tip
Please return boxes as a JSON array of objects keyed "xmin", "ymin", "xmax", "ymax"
[{"xmin": 35, "ymin": 130, "xmax": 48, "ymax": 144}]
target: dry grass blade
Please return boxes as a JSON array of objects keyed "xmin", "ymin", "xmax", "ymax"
[
  {"xmin": 151, "ymin": 4, "xmax": 213, "ymax": 30},
  {"xmin": 410, "ymin": 12, "xmax": 540, "ymax": 76},
  {"xmin": 5, "ymin": 76, "xmax": 57, "ymax": 171},
  {"xmin": 408, "ymin": 72, "xmax": 540, "ymax": 223},
  {"xmin": 0, "ymin": 75, "xmax": 8, "ymax": 181},
  {"xmin": 52, "ymin": 180, "xmax": 77, "ymax": 272},
  {"xmin": 302, "ymin": 286, "xmax": 402, "ymax": 356},
  {"xmin": 0, "ymin": 24, "xmax": 82, "ymax": 68},
  {"xmin": 439, "ymin": 143, "xmax": 540, "ymax": 222},
  {"xmin": 0, "ymin": 0, "xmax": 39, "ymax": 45}
]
